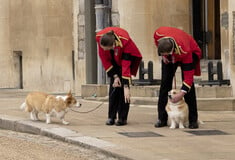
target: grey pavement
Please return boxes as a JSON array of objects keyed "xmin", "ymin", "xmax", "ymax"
[{"xmin": 0, "ymin": 91, "xmax": 235, "ymax": 160}]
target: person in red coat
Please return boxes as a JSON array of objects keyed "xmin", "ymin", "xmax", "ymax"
[
  {"xmin": 96, "ymin": 27, "xmax": 142, "ymax": 126},
  {"xmin": 153, "ymin": 26, "xmax": 202, "ymax": 129}
]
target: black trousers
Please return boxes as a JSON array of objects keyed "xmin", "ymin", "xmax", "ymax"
[
  {"xmin": 108, "ymin": 77, "xmax": 130, "ymax": 121},
  {"xmin": 157, "ymin": 61, "xmax": 198, "ymax": 123}
]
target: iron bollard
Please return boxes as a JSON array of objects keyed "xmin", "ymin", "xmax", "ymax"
[
  {"xmin": 132, "ymin": 61, "xmax": 161, "ymax": 85},
  {"xmin": 199, "ymin": 60, "xmax": 230, "ymax": 86},
  {"xmin": 208, "ymin": 61, "xmax": 223, "ymax": 81}
]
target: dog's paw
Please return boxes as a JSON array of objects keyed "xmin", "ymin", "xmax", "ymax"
[
  {"xmin": 34, "ymin": 117, "xmax": 39, "ymax": 121},
  {"xmin": 179, "ymin": 122, "xmax": 185, "ymax": 129},
  {"xmin": 179, "ymin": 125, "xmax": 185, "ymax": 129},
  {"xmin": 46, "ymin": 120, "xmax": 51, "ymax": 124},
  {"xmin": 30, "ymin": 117, "xmax": 35, "ymax": 121},
  {"xmin": 62, "ymin": 120, "xmax": 70, "ymax": 125},
  {"xmin": 169, "ymin": 126, "xmax": 176, "ymax": 129},
  {"xmin": 30, "ymin": 112, "xmax": 36, "ymax": 120},
  {"xmin": 30, "ymin": 117, "xmax": 38, "ymax": 121}
]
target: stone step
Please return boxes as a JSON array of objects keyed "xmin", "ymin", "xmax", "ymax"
[
  {"xmin": 0, "ymin": 89, "xmax": 30, "ymax": 98},
  {"xmin": 84, "ymin": 96, "xmax": 235, "ymax": 111},
  {"xmin": 130, "ymin": 97, "xmax": 235, "ymax": 111},
  {"xmin": 82, "ymin": 84, "xmax": 234, "ymax": 111},
  {"xmin": 0, "ymin": 89, "xmax": 71, "ymax": 98},
  {"xmin": 81, "ymin": 84, "xmax": 233, "ymax": 98}
]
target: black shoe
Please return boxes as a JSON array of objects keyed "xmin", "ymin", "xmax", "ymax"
[
  {"xmin": 189, "ymin": 122, "xmax": 199, "ymax": 129},
  {"xmin": 106, "ymin": 118, "xmax": 115, "ymax": 125},
  {"xmin": 116, "ymin": 119, "xmax": 127, "ymax": 126},
  {"xmin": 154, "ymin": 120, "xmax": 167, "ymax": 128}
]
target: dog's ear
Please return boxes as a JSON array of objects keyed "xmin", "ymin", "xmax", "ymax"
[{"xmin": 67, "ymin": 90, "xmax": 72, "ymax": 96}]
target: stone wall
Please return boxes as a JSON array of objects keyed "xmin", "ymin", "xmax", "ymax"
[
  {"xmin": 1, "ymin": 0, "xmax": 235, "ymax": 97},
  {"xmin": 0, "ymin": 1, "xmax": 14, "ymax": 88},
  {"xmin": 7, "ymin": 0, "xmax": 74, "ymax": 92}
]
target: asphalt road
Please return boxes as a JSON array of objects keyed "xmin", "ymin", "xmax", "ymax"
[{"xmin": 0, "ymin": 129, "xmax": 119, "ymax": 160}]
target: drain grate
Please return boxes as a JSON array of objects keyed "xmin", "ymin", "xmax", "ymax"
[
  {"xmin": 185, "ymin": 130, "xmax": 229, "ymax": 136},
  {"xmin": 118, "ymin": 131, "xmax": 163, "ymax": 138}
]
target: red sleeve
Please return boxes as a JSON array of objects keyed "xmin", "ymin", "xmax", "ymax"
[
  {"xmin": 121, "ymin": 40, "xmax": 133, "ymax": 85},
  {"xmin": 122, "ymin": 40, "xmax": 136, "ymax": 78},
  {"xmin": 181, "ymin": 53, "xmax": 194, "ymax": 91},
  {"xmin": 181, "ymin": 36, "xmax": 201, "ymax": 92}
]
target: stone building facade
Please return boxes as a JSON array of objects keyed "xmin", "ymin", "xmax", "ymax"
[{"xmin": 1, "ymin": 0, "xmax": 235, "ymax": 96}]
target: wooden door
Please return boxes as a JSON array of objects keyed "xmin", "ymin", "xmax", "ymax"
[{"xmin": 192, "ymin": 0, "xmax": 221, "ymax": 60}]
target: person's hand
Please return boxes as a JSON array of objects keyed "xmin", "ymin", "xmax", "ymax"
[
  {"xmin": 112, "ymin": 75, "xmax": 121, "ymax": 87},
  {"xmin": 162, "ymin": 56, "xmax": 170, "ymax": 64},
  {"xmin": 170, "ymin": 91, "xmax": 186, "ymax": 103},
  {"xmin": 124, "ymin": 86, "xmax": 130, "ymax": 103}
]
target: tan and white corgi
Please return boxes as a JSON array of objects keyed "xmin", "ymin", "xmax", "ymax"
[
  {"xmin": 166, "ymin": 89, "xmax": 189, "ymax": 129},
  {"xmin": 20, "ymin": 91, "xmax": 81, "ymax": 125}
]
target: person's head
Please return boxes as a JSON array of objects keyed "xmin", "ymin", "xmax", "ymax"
[
  {"xmin": 100, "ymin": 30, "xmax": 115, "ymax": 50},
  {"xmin": 157, "ymin": 38, "xmax": 174, "ymax": 56}
]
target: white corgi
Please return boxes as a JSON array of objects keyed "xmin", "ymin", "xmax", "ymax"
[{"xmin": 20, "ymin": 91, "xmax": 81, "ymax": 125}]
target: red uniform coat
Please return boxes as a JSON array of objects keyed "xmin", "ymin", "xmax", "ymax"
[
  {"xmin": 96, "ymin": 27, "xmax": 142, "ymax": 85},
  {"xmin": 154, "ymin": 26, "xmax": 202, "ymax": 92}
]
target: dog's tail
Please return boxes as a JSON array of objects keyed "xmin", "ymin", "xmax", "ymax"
[{"xmin": 20, "ymin": 102, "xmax": 26, "ymax": 111}]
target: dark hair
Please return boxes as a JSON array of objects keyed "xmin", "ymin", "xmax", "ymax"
[
  {"xmin": 157, "ymin": 38, "xmax": 174, "ymax": 56},
  {"xmin": 100, "ymin": 30, "xmax": 115, "ymax": 47}
]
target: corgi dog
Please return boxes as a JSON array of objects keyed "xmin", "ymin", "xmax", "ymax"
[
  {"xmin": 20, "ymin": 91, "xmax": 81, "ymax": 125},
  {"xmin": 166, "ymin": 89, "xmax": 189, "ymax": 129}
]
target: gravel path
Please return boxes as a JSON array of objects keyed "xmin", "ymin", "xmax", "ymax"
[{"xmin": 0, "ymin": 129, "xmax": 119, "ymax": 160}]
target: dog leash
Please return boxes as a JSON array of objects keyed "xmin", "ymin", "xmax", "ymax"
[
  {"xmin": 70, "ymin": 102, "xmax": 104, "ymax": 113},
  {"xmin": 70, "ymin": 88, "xmax": 116, "ymax": 114},
  {"xmin": 173, "ymin": 76, "xmax": 176, "ymax": 89}
]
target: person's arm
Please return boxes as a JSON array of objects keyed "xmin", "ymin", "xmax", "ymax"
[
  {"xmin": 181, "ymin": 53, "xmax": 194, "ymax": 93},
  {"xmin": 121, "ymin": 41, "xmax": 133, "ymax": 103},
  {"xmin": 121, "ymin": 53, "xmax": 131, "ymax": 103},
  {"xmin": 171, "ymin": 53, "xmax": 193, "ymax": 103}
]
